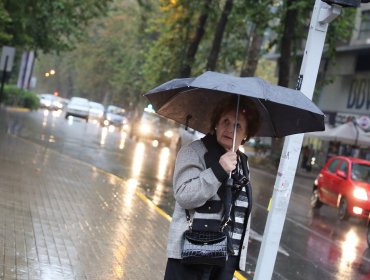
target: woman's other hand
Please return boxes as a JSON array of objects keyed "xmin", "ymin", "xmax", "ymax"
[{"xmin": 219, "ymin": 151, "xmax": 237, "ymax": 173}]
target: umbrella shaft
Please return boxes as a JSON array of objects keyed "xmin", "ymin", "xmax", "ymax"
[{"xmin": 229, "ymin": 95, "xmax": 240, "ymax": 179}]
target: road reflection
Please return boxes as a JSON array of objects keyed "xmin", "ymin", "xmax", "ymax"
[
  {"xmin": 305, "ymin": 210, "xmax": 369, "ymax": 279},
  {"xmin": 100, "ymin": 126, "xmax": 108, "ymax": 146},
  {"xmin": 339, "ymin": 229, "xmax": 359, "ymax": 274},
  {"xmin": 157, "ymin": 147, "xmax": 170, "ymax": 181},
  {"xmin": 119, "ymin": 131, "xmax": 127, "ymax": 150},
  {"xmin": 131, "ymin": 142, "xmax": 145, "ymax": 178}
]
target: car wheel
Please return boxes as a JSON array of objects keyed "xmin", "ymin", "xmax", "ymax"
[
  {"xmin": 310, "ymin": 188, "xmax": 322, "ymax": 209},
  {"xmin": 338, "ymin": 198, "xmax": 349, "ymax": 220},
  {"xmin": 367, "ymin": 225, "xmax": 370, "ymax": 247},
  {"xmin": 65, "ymin": 114, "xmax": 69, "ymax": 119}
]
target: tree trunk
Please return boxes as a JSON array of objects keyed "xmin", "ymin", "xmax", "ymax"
[
  {"xmin": 206, "ymin": 0, "xmax": 234, "ymax": 71},
  {"xmin": 180, "ymin": 0, "xmax": 213, "ymax": 77},
  {"xmin": 272, "ymin": 0, "xmax": 299, "ymax": 167},
  {"xmin": 240, "ymin": 30, "xmax": 263, "ymax": 77},
  {"xmin": 278, "ymin": 0, "xmax": 298, "ymax": 87}
]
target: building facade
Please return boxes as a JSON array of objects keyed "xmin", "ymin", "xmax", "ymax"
[{"xmin": 318, "ymin": 3, "xmax": 370, "ymax": 127}]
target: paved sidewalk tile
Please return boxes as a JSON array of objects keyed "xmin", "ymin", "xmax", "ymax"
[{"xmin": 0, "ymin": 132, "xmax": 169, "ymax": 279}]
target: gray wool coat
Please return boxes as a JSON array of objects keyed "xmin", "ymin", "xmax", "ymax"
[{"xmin": 166, "ymin": 139, "xmax": 251, "ymax": 271}]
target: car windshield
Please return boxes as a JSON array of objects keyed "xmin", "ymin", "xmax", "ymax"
[
  {"xmin": 71, "ymin": 98, "xmax": 88, "ymax": 105},
  {"xmin": 351, "ymin": 163, "xmax": 370, "ymax": 183},
  {"xmin": 107, "ymin": 106, "xmax": 125, "ymax": 116}
]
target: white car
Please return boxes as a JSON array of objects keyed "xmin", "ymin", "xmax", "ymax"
[
  {"xmin": 65, "ymin": 97, "xmax": 90, "ymax": 121},
  {"xmin": 88, "ymin": 102, "xmax": 105, "ymax": 122},
  {"xmin": 102, "ymin": 105, "xmax": 128, "ymax": 130},
  {"xmin": 38, "ymin": 93, "xmax": 63, "ymax": 110}
]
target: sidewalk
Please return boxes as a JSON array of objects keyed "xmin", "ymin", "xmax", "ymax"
[{"xmin": 0, "ymin": 108, "xmax": 169, "ymax": 279}]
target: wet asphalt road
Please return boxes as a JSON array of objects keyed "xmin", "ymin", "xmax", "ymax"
[{"xmin": 4, "ymin": 109, "xmax": 370, "ymax": 280}]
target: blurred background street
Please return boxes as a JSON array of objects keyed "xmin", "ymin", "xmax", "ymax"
[
  {"xmin": 1, "ymin": 107, "xmax": 370, "ymax": 279},
  {"xmin": 2, "ymin": 1, "xmax": 370, "ymax": 279}
]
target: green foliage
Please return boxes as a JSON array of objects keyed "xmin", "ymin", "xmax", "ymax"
[
  {"xmin": 3, "ymin": 85, "xmax": 39, "ymax": 110},
  {"xmin": 0, "ymin": 2, "xmax": 11, "ymax": 44},
  {"xmin": 326, "ymin": 8, "xmax": 356, "ymax": 62},
  {"xmin": 33, "ymin": 0, "xmax": 362, "ymax": 119},
  {"xmin": 1, "ymin": 0, "xmax": 113, "ymax": 52},
  {"xmin": 141, "ymin": 0, "xmax": 199, "ymax": 87}
]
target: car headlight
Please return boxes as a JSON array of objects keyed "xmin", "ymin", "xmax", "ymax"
[
  {"xmin": 54, "ymin": 101, "xmax": 63, "ymax": 109},
  {"xmin": 140, "ymin": 124, "xmax": 151, "ymax": 134},
  {"xmin": 353, "ymin": 187, "xmax": 368, "ymax": 201},
  {"xmin": 164, "ymin": 130, "xmax": 174, "ymax": 138}
]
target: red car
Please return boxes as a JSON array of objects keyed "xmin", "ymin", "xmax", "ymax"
[{"xmin": 311, "ymin": 156, "xmax": 370, "ymax": 220}]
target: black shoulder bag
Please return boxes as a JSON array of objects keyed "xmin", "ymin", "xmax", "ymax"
[{"xmin": 181, "ymin": 192, "xmax": 234, "ymax": 267}]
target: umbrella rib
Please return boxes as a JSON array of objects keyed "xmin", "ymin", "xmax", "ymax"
[{"xmin": 256, "ymin": 99, "xmax": 278, "ymax": 137}]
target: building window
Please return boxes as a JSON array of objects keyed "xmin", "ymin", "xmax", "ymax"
[
  {"xmin": 355, "ymin": 53, "xmax": 370, "ymax": 71},
  {"xmin": 358, "ymin": 10, "xmax": 370, "ymax": 40}
]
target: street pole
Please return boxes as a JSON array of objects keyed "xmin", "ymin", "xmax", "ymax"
[
  {"xmin": 253, "ymin": 1, "xmax": 342, "ymax": 279},
  {"xmin": 0, "ymin": 56, "xmax": 9, "ymax": 104}
]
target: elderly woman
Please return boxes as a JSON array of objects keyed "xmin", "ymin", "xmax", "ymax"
[{"xmin": 164, "ymin": 96, "xmax": 261, "ymax": 280}]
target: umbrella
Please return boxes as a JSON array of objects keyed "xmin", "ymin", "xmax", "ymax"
[
  {"xmin": 144, "ymin": 71, "xmax": 325, "ymax": 138},
  {"xmin": 307, "ymin": 121, "xmax": 370, "ymax": 147}
]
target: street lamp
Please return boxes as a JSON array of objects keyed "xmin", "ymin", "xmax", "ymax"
[
  {"xmin": 323, "ymin": 0, "xmax": 370, "ymax": 7},
  {"xmin": 44, "ymin": 69, "xmax": 56, "ymax": 77}
]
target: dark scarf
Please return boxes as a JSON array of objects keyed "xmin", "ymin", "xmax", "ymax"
[{"xmin": 201, "ymin": 133, "xmax": 252, "ymax": 221}]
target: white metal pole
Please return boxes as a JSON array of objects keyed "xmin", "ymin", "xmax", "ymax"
[{"xmin": 253, "ymin": 1, "xmax": 341, "ymax": 279}]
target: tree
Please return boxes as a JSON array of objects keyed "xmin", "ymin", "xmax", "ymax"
[
  {"xmin": 240, "ymin": 0, "xmax": 274, "ymax": 77},
  {"xmin": 180, "ymin": 0, "xmax": 213, "ymax": 77},
  {"xmin": 277, "ymin": 0, "xmax": 300, "ymax": 87},
  {"xmin": 206, "ymin": 0, "xmax": 234, "ymax": 71},
  {"xmin": 34, "ymin": 0, "xmax": 150, "ymax": 117},
  {"xmin": 1, "ymin": 0, "xmax": 112, "ymax": 53},
  {"xmin": 141, "ymin": 1, "xmax": 198, "ymax": 87},
  {"xmin": 0, "ymin": 2, "xmax": 11, "ymax": 44}
]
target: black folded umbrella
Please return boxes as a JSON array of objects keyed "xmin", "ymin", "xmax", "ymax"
[{"xmin": 144, "ymin": 71, "xmax": 325, "ymax": 138}]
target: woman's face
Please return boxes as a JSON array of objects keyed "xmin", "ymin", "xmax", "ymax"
[{"xmin": 215, "ymin": 110, "xmax": 248, "ymax": 151}]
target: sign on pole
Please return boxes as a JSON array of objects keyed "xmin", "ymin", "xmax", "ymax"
[
  {"xmin": 17, "ymin": 51, "xmax": 35, "ymax": 89},
  {"xmin": 0, "ymin": 46, "xmax": 15, "ymax": 72}
]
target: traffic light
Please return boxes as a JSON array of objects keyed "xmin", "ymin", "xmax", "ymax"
[{"xmin": 322, "ymin": 0, "xmax": 370, "ymax": 7}]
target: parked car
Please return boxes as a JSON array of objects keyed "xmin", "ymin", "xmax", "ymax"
[
  {"xmin": 65, "ymin": 97, "xmax": 90, "ymax": 121},
  {"xmin": 130, "ymin": 110, "xmax": 179, "ymax": 147},
  {"xmin": 102, "ymin": 105, "xmax": 128, "ymax": 130},
  {"xmin": 311, "ymin": 156, "xmax": 370, "ymax": 220},
  {"xmin": 38, "ymin": 93, "xmax": 63, "ymax": 110},
  {"xmin": 88, "ymin": 102, "xmax": 105, "ymax": 123},
  {"xmin": 368, "ymin": 219, "xmax": 370, "ymax": 246}
]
